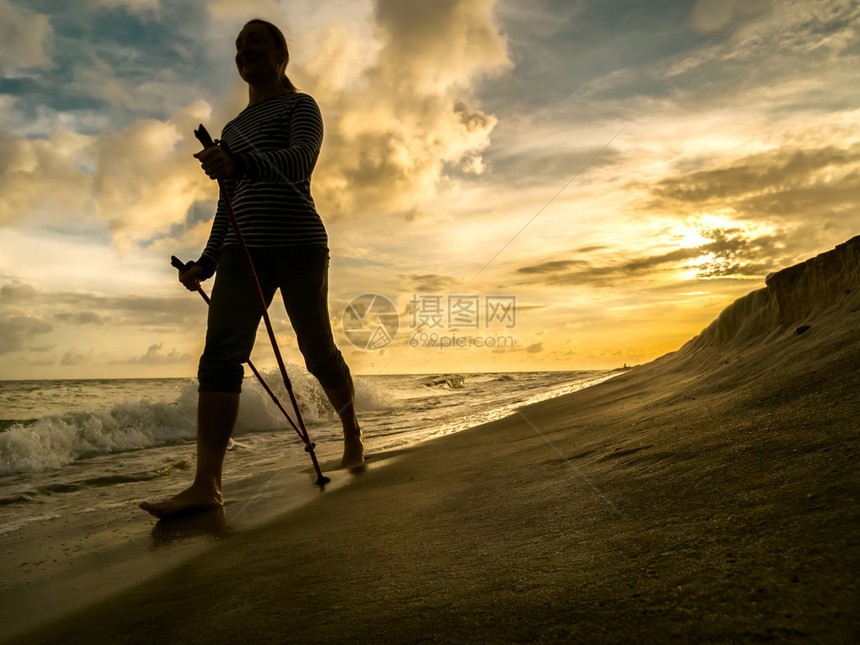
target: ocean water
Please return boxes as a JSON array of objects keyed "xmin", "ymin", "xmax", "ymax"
[{"xmin": 0, "ymin": 368, "xmax": 619, "ymax": 536}]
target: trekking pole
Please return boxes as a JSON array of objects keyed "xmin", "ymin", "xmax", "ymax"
[
  {"xmin": 170, "ymin": 256, "xmax": 305, "ymax": 439},
  {"xmin": 193, "ymin": 124, "xmax": 330, "ymax": 488}
]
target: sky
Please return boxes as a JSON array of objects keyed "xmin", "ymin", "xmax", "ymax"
[{"xmin": 0, "ymin": 0, "xmax": 858, "ymax": 380}]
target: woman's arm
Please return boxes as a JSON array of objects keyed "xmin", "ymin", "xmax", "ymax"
[
  {"xmin": 242, "ymin": 93, "xmax": 324, "ymax": 184},
  {"xmin": 195, "ymin": 191, "xmax": 232, "ymax": 278}
]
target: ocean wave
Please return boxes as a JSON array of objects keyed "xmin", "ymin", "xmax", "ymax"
[
  {"xmin": 238, "ymin": 367, "xmax": 396, "ymax": 428},
  {"xmin": 0, "ymin": 398, "xmax": 198, "ymax": 475},
  {"xmin": 420, "ymin": 374, "xmax": 467, "ymax": 389},
  {"xmin": 0, "ymin": 366, "xmax": 397, "ymax": 475}
]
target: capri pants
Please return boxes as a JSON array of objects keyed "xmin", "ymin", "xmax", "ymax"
[{"xmin": 197, "ymin": 244, "xmax": 350, "ymax": 393}]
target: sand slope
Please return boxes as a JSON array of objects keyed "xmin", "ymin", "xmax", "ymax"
[{"xmin": 8, "ymin": 237, "xmax": 859, "ymax": 644}]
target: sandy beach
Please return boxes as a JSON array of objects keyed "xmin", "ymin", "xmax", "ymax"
[{"xmin": 5, "ymin": 236, "xmax": 858, "ymax": 643}]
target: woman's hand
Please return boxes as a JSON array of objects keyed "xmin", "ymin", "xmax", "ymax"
[
  {"xmin": 179, "ymin": 263, "xmax": 205, "ymax": 291},
  {"xmin": 193, "ymin": 147, "xmax": 236, "ymax": 180}
]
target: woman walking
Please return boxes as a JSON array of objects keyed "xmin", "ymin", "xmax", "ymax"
[{"xmin": 141, "ymin": 19, "xmax": 363, "ymax": 518}]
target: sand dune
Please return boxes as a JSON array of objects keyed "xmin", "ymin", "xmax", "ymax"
[
  {"xmin": 8, "ymin": 237, "xmax": 859, "ymax": 644},
  {"xmin": 678, "ymin": 235, "xmax": 858, "ymax": 356}
]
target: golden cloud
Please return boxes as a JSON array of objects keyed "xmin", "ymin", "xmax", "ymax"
[
  {"xmin": 0, "ymin": 1, "xmax": 510, "ymax": 253},
  {"xmin": 0, "ymin": 128, "xmax": 94, "ymax": 226},
  {"xmin": 296, "ymin": 0, "xmax": 511, "ymax": 220},
  {"xmin": 93, "ymin": 101, "xmax": 215, "ymax": 251}
]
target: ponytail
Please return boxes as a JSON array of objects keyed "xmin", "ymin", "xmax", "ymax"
[{"xmin": 281, "ymin": 74, "xmax": 298, "ymax": 93}]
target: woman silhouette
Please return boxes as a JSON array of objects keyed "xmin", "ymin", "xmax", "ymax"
[{"xmin": 141, "ymin": 19, "xmax": 363, "ymax": 518}]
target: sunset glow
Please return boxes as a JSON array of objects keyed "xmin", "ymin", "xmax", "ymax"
[{"xmin": 0, "ymin": 0, "xmax": 857, "ymax": 379}]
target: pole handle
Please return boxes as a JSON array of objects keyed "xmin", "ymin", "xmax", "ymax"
[
  {"xmin": 194, "ymin": 124, "xmax": 217, "ymax": 149},
  {"xmin": 170, "ymin": 255, "xmax": 189, "ymax": 272}
]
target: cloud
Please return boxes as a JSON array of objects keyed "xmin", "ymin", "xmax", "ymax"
[
  {"xmin": 129, "ymin": 342, "xmax": 192, "ymax": 364},
  {"xmin": 515, "ymin": 224, "xmax": 785, "ymax": 287},
  {"xmin": 54, "ymin": 311, "xmax": 104, "ymax": 325},
  {"xmin": 517, "ymin": 248, "xmax": 701, "ymax": 287},
  {"xmin": 649, "ymin": 144, "xmax": 860, "ymax": 209},
  {"xmin": 0, "ymin": 313, "xmax": 53, "ymax": 354},
  {"xmin": 60, "ymin": 349, "xmax": 90, "ymax": 365},
  {"xmin": 49, "ymin": 291, "xmax": 204, "ymax": 328},
  {"xmin": 0, "ymin": 280, "xmax": 36, "ymax": 303},
  {"xmin": 3, "ymin": 0, "xmax": 858, "ymax": 378},
  {"xmin": 93, "ymin": 100, "xmax": 217, "ymax": 250},
  {"xmin": 1, "ymin": 0, "xmax": 511, "ymax": 250},
  {"xmin": 0, "ymin": 128, "xmax": 95, "ymax": 226},
  {"xmin": 645, "ymin": 143, "xmax": 860, "ymax": 260},
  {"xmin": 0, "ymin": 101, "xmax": 218, "ymax": 252},
  {"xmin": 207, "ymin": 0, "xmax": 282, "ymax": 21},
  {"xmin": 525, "ymin": 342, "xmax": 542, "ymax": 354},
  {"xmin": 691, "ymin": 229, "xmax": 776, "ymax": 277},
  {"xmin": 400, "ymin": 273, "xmax": 465, "ymax": 293},
  {"xmin": 1, "ymin": 282, "xmax": 204, "ymax": 331},
  {"xmin": 670, "ymin": 0, "xmax": 857, "ymax": 78},
  {"xmin": 90, "ymin": 0, "xmax": 160, "ymax": 11},
  {"xmin": 297, "ymin": 0, "xmax": 511, "ymax": 220},
  {"xmin": 690, "ymin": 0, "xmax": 770, "ymax": 34},
  {"xmin": 372, "ymin": 0, "xmax": 510, "ymax": 93},
  {"xmin": 0, "ymin": 5, "xmax": 229, "ymax": 248},
  {"xmin": 0, "ymin": 0, "xmax": 52, "ymax": 75},
  {"xmin": 0, "ymin": 2, "xmax": 223, "ymax": 136}
]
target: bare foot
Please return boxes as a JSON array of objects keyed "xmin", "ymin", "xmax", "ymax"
[
  {"xmin": 139, "ymin": 485, "xmax": 223, "ymax": 519},
  {"xmin": 340, "ymin": 429, "xmax": 365, "ymax": 469}
]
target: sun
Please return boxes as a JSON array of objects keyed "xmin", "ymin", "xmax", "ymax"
[
  {"xmin": 676, "ymin": 228, "xmax": 711, "ymax": 248},
  {"xmin": 668, "ymin": 212, "xmax": 743, "ymax": 250}
]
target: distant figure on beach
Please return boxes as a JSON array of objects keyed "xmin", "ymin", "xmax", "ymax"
[{"xmin": 140, "ymin": 19, "xmax": 363, "ymax": 519}]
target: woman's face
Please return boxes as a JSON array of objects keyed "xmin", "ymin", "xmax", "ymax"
[{"xmin": 235, "ymin": 23, "xmax": 284, "ymax": 84}]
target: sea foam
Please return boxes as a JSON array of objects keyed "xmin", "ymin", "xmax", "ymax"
[
  {"xmin": 0, "ymin": 398, "xmax": 197, "ymax": 475},
  {"xmin": 0, "ymin": 366, "xmax": 394, "ymax": 475}
]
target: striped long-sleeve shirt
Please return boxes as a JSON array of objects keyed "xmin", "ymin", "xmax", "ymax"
[{"xmin": 197, "ymin": 92, "xmax": 328, "ymax": 276}]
